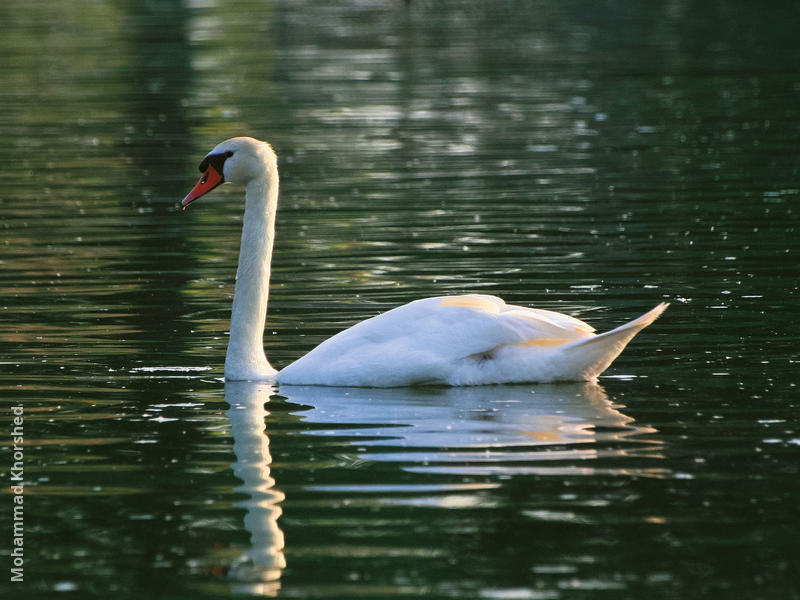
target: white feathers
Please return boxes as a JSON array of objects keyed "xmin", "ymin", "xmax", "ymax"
[{"xmin": 276, "ymin": 295, "xmax": 668, "ymax": 387}]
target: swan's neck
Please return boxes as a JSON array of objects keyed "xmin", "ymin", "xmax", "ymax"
[{"xmin": 225, "ymin": 172, "xmax": 279, "ymax": 380}]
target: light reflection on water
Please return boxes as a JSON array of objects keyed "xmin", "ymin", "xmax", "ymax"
[
  {"xmin": 2, "ymin": 0, "xmax": 800, "ymax": 598},
  {"xmin": 225, "ymin": 382, "xmax": 285, "ymax": 597},
  {"xmin": 221, "ymin": 380, "xmax": 662, "ymax": 596},
  {"xmin": 289, "ymin": 383, "xmax": 661, "ymax": 476}
]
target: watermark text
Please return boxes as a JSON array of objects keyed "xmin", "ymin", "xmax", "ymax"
[{"xmin": 10, "ymin": 405, "xmax": 24, "ymax": 582}]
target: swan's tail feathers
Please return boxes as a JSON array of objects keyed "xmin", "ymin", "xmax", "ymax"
[{"xmin": 560, "ymin": 303, "xmax": 669, "ymax": 380}]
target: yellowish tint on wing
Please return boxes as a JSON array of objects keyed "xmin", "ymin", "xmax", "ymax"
[
  {"xmin": 516, "ymin": 338, "xmax": 570, "ymax": 347},
  {"xmin": 440, "ymin": 296, "xmax": 500, "ymax": 312}
]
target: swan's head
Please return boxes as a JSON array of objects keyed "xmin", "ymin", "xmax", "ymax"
[{"xmin": 182, "ymin": 137, "xmax": 277, "ymax": 210}]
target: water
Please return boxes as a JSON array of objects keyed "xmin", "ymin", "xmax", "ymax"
[{"xmin": 2, "ymin": 1, "xmax": 799, "ymax": 598}]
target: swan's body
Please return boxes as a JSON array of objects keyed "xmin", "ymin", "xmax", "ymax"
[{"xmin": 183, "ymin": 137, "xmax": 667, "ymax": 387}]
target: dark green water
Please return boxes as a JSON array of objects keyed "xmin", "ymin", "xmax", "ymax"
[{"xmin": 2, "ymin": 1, "xmax": 799, "ymax": 598}]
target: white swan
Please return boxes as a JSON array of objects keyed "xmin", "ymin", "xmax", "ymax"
[{"xmin": 182, "ymin": 136, "xmax": 667, "ymax": 386}]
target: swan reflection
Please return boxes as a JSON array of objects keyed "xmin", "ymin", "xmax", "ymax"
[
  {"xmin": 225, "ymin": 381, "xmax": 285, "ymax": 596},
  {"xmin": 222, "ymin": 380, "xmax": 659, "ymax": 593},
  {"xmin": 281, "ymin": 382, "xmax": 659, "ymax": 476}
]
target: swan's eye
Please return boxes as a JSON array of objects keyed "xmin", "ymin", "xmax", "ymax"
[{"xmin": 225, "ymin": 150, "xmax": 234, "ymax": 157}]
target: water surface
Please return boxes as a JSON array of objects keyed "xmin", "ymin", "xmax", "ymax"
[{"xmin": 2, "ymin": 1, "xmax": 799, "ymax": 598}]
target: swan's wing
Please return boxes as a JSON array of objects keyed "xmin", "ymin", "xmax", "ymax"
[
  {"xmin": 355, "ymin": 294, "xmax": 594, "ymax": 350},
  {"xmin": 277, "ymin": 294, "xmax": 596, "ymax": 386}
]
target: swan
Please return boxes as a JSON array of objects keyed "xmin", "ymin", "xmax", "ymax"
[{"xmin": 182, "ymin": 136, "xmax": 667, "ymax": 386}]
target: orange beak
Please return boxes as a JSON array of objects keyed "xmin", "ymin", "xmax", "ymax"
[{"xmin": 182, "ymin": 164, "xmax": 225, "ymax": 210}]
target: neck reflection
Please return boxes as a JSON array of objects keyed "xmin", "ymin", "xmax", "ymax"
[{"xmin": 225, "ymin": 381, "xmax": 285, "ymax": 596}]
